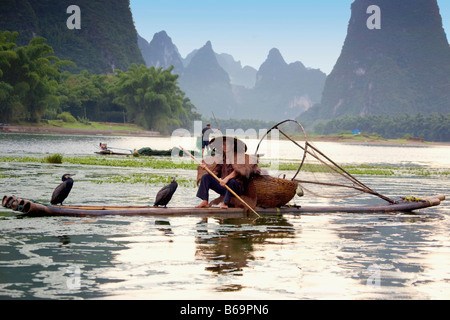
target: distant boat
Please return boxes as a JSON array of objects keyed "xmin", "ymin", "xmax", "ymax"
[
  {"xmin": 94, "ymin": 145, "xmax": 200, "ymax": 157},
  {"xmin": 95, "ymin": 142, "xmax": 133, "ymax": 155}
]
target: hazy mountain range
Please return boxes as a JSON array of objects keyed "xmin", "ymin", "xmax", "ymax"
[
  {"xmin": 138, "ymin": 31, "xmax": 327, "ymax": 120},
  {"xmin": 138, "ymin": 0, "xmax": 450, "ymax": 123},
  {"xmin": 2, "ymin": 0, "xmax": 448, "ymax": 124}
]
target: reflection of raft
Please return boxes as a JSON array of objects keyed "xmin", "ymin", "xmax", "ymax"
[{"xmin": 2, "ymin": 194, "xmax": 445, "ymax": 217}]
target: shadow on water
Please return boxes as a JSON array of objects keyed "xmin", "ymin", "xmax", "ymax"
[
  {"xmin": 0, "ymin": 222, "xmax": 130, "ymax": 299},
  {"xmin": 194, "ymin": 217, "xmax": 295, "ymax": 285}
]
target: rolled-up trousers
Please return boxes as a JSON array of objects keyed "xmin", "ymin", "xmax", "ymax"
[{"xmin": 196, "ymin": 174, "xmax": 243, "ymax": 205}]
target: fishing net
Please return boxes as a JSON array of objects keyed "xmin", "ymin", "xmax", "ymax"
[{"xmin": 255, "ymin": 120, "xmax": 395, "ymax": 204}]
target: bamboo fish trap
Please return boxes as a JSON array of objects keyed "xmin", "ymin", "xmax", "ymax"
[{"xmin": 253, "ymin": 175, "xmax": 298, "ymax": 208}]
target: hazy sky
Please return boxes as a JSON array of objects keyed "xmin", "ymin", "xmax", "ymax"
[{"xmin": 130, "ymin": 0, "xmax": 450, "ymax": 75}]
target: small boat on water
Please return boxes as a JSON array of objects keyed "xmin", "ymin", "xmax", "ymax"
[
  {"xmin": 95, "ymin": 142, "xmax": 133, "ymax": 155},
  {"xmin": 94, "ymin": 144, "xmax": 197, "ymax": 157},
  {"xmin": 2, "ymin": 194, "xmax": 446, "ymax": 218}
]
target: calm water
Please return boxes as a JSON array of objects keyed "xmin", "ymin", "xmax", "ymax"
[{"xmin": 0, "ymin": 133, "xmax": 449, "ymax": 300}]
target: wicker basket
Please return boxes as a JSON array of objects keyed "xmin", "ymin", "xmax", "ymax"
[{"xmin": 253, "ymin": 175, "xmax": 298, "ymax": 207}]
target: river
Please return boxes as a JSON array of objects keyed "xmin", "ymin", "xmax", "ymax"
[{"xmin": 0, "ymin": 132, "xmax": 449, "ymax": 300}]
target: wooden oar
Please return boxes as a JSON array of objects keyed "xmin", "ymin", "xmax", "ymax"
[{"xmin": 179, "ymin": 146, "xmax": 261, "ymax": 218}]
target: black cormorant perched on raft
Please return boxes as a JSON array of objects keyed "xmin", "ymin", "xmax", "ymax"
[
  {"xmin": 154, "ymin": 177, "xmax": 178, "ymax": 207},
  {"xmin": 51, "ymin": 174, "xmax": 75, "ymax": 205}
]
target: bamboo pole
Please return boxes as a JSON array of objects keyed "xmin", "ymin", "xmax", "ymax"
[{"xmin": 179, "ymin": 146, "xmax": 261, "ymax": 218}]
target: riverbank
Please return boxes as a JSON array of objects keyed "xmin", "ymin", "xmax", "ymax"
[
  {"xmin": 307, "ymin": 134, "xmax": 450, "ymax": 146},
  {"xmin": 1, "ymin": 123, "xmax": 160, "ymax": 137},
  {"xmin": 2, "ymin": 123, "xmax": 449, "ymax": 146}
]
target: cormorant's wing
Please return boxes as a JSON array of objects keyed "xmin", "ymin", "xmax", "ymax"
[
  {"xmin": 154, "ymin": 185, "xmax": 171, "ymax": 205},
  {"xmin": 51, "ymin": 181, "xmax": 72, "ymax": 204}
]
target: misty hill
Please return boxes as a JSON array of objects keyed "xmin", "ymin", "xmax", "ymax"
[
  {"xmin": 178, "ymin": 41, "xmax": 238, "ymax": 119},
  {"xmin": 182, "ymin": 48, "xmax": 257, "ymax": 88},
  {"xmin": 215, "ymin": 53, "xmax": 257, "ymax": 88},
  {"xmin": 235, "ymin": 48, "xmax": 326, "ymax": 120},
  {"xmin": 140, "ymin": 31, "xmax": 326, "ymax": 121},
  {"xmin": 303, "ymin": 0, "xmax": 450, "ymax": 122},
  {"xmin": 0, "ymin": 0, "xmax": 144, "ymax": 73},
  {"xmin": 138, "ymin": 31, "xmax": 184, "ymax": 74}
]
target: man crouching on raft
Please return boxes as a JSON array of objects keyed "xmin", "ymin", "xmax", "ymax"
[{"xmin": 195, "ymin": 136, "xmax": 261, "ymax": 209}]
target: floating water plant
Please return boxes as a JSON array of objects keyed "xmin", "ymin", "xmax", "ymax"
[
  {"xmin": 92, "ymin": 173, "xmax": 196, "ymax": 187},
  {"xmin": 0, "ymin": 156, "xmax": 448, "ymax": 177},
  {"xmin": 44, "ymin": 153, "xmax": 63, "ymax": 164}
]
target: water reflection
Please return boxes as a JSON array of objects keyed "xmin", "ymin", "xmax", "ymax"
[
  {"xmin": 0, "ymin": 133, "xmax": 449, "ymax": 299},
  {"xmin": 1, "ymin": 210, "xmax": 449, "ymax": 299},
  {"xmin": 155, "ymin": 219, "xmax": 174, "ymax": 237},
  {"xmin": 330, "ymin": 213, "xmax": 450, "ymax": 299},
  {"xmin": 0, "ymin": 221, "xmax": 129, "ymax": 299},
  {"xmin": 194, "ymin": 217, "xmax": 295, "ymax": 288}
]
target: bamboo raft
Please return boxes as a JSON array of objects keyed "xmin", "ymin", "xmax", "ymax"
[{"xmin": 2, "ymin": 194, "xmax": 445, "ymax": 218}]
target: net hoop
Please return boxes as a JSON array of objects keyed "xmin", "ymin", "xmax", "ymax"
[{"xmin": 254, "ymin": 119, "xmax": 395, "ymax": 204}]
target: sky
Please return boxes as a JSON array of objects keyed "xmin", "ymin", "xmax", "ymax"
[{"xmin": 130, "ymin": 0, "xmax": 450, "ymax": 75}]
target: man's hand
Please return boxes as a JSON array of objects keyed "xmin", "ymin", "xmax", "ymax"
[
  {"xmin": 220, "ymin": 171, "xmax": 237, "ymax": 186},
  {"xmin": 220, "ymin": 177, "xmax": 229, "ymax": 187}
]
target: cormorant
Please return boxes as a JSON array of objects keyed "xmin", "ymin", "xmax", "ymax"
[
  {"xmin": 154, "ymin": 177, "xmax": 178, "ymax": 207},
  {"xmin": 51, "ymin": 174, "xmax": 75, "ymax": 205}
]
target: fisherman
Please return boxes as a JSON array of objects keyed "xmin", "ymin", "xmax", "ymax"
[
  {"xmin": 195, "ymin": 136, "xmax": 260, "ymax": 209},
  {"xmin": 201, "ymin": 124, "xmax": 220, "ymax": 157}
]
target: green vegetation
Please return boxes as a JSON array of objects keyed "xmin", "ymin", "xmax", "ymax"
[
  {"xmin": 63, "ymin": 156, "xmax": 197, "ymax": 170},
  {"xmin": 0, "ymin": 31, "xmax": 200, "ymax": 134},
  {"xmin": 260, "ymin": 161, "xmax": 397, "ymax": 176},
  {"xmin": 93, "ymin": 173, "xmax": 196, "ymax": 188},
  {"xmin": 56, "ymin": 112, "xmax": 77, "ymax": 123},
  {"xmin": 1, "ymin": 156, "xmax": 448, "ymax": 177},
  {"xmin": 44, "ymin": 153, "xmax": 63, "ymax": 164},
  {"xmin": 0, "ymin": 31, "xmax": 73, "ymax": 123},
  {"xmin": 313, "ymin": 114, "xmax": 450, "ymax": 142},
  {"xmin": 0, "ymin": 0, "xmax": 145, "ymax": 74},
  {"xmin": 43, "ymin": 120, "xmax": 145, "ymax": 132},
  {"xmin": 112, "ymin": 64, "xmax": 199, "ymax": 134}
]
